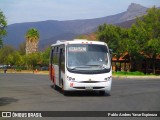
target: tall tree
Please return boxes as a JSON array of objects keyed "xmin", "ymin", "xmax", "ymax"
[
  {"xmin": 25, "ymin": 28, "xmax": 40, "ymax": 54},
  {"xmin": 0, "ymin": 10, "xmax": 7, "ymax": 48},
  {"xmin": 125, "ymin": 24, "xmax": 144, "ymax": 71},
  {"xmin": 26, "ymin": 53, "xmax": 41, "ymax": 71},
  {"xmin": 132, "ymin": 7, "xmax": 160, "ymax": 74},
  {"xmin": 97, "ymin": 24, "xmax": 128, "ymax": 62},
  {"xmin": 18, "ymin": 42, "xmax": 26, "ymax": 55}
]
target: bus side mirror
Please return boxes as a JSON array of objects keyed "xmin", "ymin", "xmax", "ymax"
[
  {"xmin": 109, "ymin": 49, "xmax": 113, "ymax": 54},
  {"xmin": 109, "ymin": 49, "xmax": 113, "ymax": 62}
]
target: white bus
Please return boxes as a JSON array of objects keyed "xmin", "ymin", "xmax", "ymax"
[{"xmin": 49, "ymin": 39, "xmax": 112, "ymax": 95}]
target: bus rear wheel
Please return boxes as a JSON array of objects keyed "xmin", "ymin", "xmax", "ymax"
[
  {"xmin": 63, "ymin": 91, "xmax": 69, "ymax": 96},
  {"xmin": 53, "ymin": 79, "xmax": 58, "ymax": 90}
]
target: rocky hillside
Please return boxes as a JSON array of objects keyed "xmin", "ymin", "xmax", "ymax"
[{"xmin": 4, "ymin": 3, "xmax": 148, "ymax": 50}]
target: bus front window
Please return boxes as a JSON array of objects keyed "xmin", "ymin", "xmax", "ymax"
[{"xmin": 67, "ymin": 44, "xmax": 111, "ymax": 73}]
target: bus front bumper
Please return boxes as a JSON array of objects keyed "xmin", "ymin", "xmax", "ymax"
[{"xmin": 64, "ymin": 80, "xmax": 112, "ymax": 93}]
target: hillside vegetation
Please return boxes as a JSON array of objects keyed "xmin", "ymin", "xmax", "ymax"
[
  {"xmin": 78, "ymin": 7, "xmax": 160, "ymax": 74},
  {"xmin": 0, "ymin": 7, "xmax": 160, "ymax": 75}
]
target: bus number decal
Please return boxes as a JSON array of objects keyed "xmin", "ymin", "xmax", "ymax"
[{"xmin": 70, "ymin": 83, "xmax": 74, "ymax": 87}]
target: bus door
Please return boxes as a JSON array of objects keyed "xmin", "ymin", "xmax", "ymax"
[
  {"xmin": 59, "ymin": 46, "xmax": 65, "ymax": 87},
  {"xmin": 50, "ymin": 48, "xmax": 54, "ymax": 81},
  {"xmin": 52, "ymin": 46, "xmax": 59, "ymax": 86}
]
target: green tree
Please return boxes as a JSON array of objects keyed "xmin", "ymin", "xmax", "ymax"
[
  {"xmin": 131, "ymin": 7, "xmax": 160, "ymax": 74},
  {"xmin": 97, "ymin": 7, "xmax": 160, "ymax": 74},
  {"xmin": 41, "ymin": 47, "xmax": 50, "ymax": 66},
  {"xmin": 97, "ymin": 24, "xmax": 128, "ymax": 63},
  {"xmin": 144, "ymin": 39, "xmax": 160, "ymax": 74},
  {"xmin": 143, "ymin": 7, "xmax": 160, "ymax": 74},
  {"xmin": 26, "ymin": 53, "xmax": 41, "ymax": 71},
  {"xmin": 0, "ymin": 10, "xmax": 7, "ymax": 48},
  {"xmin": 0, "ymin": 45, "xmax": 15, "ymax": 64},
  {"xmin": 25, "ymin": 28, "xmax": 40, "ymax": 54},
  {"xmin": 7, "ymin": 51, "xmax": 23, "ymax": 66},
  {"xmin": 124, "ymin": 24, "xmax": 145, "ymax": 71},
  {"xmin": 18, "ymin": 42, "xmax": 26, "ymax": 55}
]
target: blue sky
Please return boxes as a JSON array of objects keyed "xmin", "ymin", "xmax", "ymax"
[{"xmin": 0, "ymin": 0, "xmax": 160, "ymax": 25}]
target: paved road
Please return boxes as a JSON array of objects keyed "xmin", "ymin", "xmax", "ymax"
[{"xmin": 0, "ymin": 73, "xmax": 160, "ymax": 120}]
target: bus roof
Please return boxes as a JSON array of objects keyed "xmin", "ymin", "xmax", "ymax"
[{"xmin": 51, "ymin": 39, "xmax": 107, "ymax": 47}]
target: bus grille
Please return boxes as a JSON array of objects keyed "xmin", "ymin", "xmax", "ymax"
[
  {"xmin": 73, "ymin": 87, "xmax": 104, "ymax": 90},
  {"xmin": 77, "ymin": 81, "xmax": 100, "ymax": 83}
]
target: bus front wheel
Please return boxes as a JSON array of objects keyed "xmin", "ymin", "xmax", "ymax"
[
  {"xmin": 99, "ymin": 91, "xmax": 105, "ymax": 96},
  {"xmin": 63, "ymin": 90, "xmax": 69, "ymax": 96}
]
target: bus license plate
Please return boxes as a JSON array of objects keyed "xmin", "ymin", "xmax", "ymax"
[{"xmin": 85, "ymin": 86, "xmax": 93, "ymax": 90}]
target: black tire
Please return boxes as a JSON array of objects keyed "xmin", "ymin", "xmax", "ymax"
[
  {"xmin": 63, "ymin": 90, "xmax": 69, "ymax": 96},
  {"xmin": 99, "ymin": 91, "xmax": 105, "ymax": 96},
  {"xmin": 53, "ymin": 84, "xmax": 58, "ymax": 90},
  {"xmin": 53, "ymin": 79, "xmax": 58, "ymax": 90},
  {"xmin": 106, "ymin": 92, "xmax": 111, "ymax": 96}
]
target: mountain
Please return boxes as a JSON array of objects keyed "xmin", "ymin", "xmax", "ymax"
[
  {"xmin": 119, "ymin": 3, "xmax": 147, "ymax": 22},
  {"xmin": 4, "ymin": 3, "xmax": 148, "ymax": 50}
]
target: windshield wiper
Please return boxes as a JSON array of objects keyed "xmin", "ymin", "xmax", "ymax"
[
  {"xmin": 86, "ymin": 64, "xmax": 108, "ymax": 69},
  {"xmin": 86, "ymin": 64, "xmax": 101, "ymax": 67},
  {"xmin": 69, "ymin": 66, "xmax": 91, "ymax": 70}
]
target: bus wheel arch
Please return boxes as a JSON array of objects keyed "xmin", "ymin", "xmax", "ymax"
[
  {"xmin": 99, "ymin": 90, "xmax": 111, "ymax": 96},
  {"xmin": 53, "ymin": 77, "xmax": 58, "ymax": 90}
]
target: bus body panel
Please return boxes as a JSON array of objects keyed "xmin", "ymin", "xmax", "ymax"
[
  {"xmin": 53, "ymin": 64, "xmax": 59, "ymax": 86},
  {"xmin": 49, "ymin": 40, "xmax": 112, "ymax": 94},
  {"xmin": 63, "ymin": 70, "xmax": 112, "ymax": 93}
]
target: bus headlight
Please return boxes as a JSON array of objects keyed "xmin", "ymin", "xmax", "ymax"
[{"xmin": 104, "ymin": 76, "xmax": 112, "ymax": 81}]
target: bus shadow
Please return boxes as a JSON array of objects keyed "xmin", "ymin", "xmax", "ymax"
[
  {"xmin": 50, "ymin": 85, "xmax": 110, "ymax": 97},
  {"xmin": 0, "ymin": 97, "xmax": 18, "ymax": 106}
]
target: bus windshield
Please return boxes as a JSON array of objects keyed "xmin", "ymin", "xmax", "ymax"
[{"xmin": 67, "ymin": 44, "xmax": 111, "ymax": 72}]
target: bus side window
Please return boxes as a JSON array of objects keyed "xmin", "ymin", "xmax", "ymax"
[
  {"xmin": 60, "ymin": 45, "xmax": 65, "ymax": 73},
  {"xmin": 53, "ymin": 47, "xmax": 59, "ymax": 65},
  {"xmin": 50, "ymin": 47, "xmax": 54, "ymax": 64}
]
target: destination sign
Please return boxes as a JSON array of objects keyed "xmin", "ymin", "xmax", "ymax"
[{"xmin": 68, "ymin": 47, "xmax": 87, "ymax": 52}]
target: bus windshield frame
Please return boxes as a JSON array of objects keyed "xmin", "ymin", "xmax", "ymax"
[{"xmin": 66, "ymin": 44, "xmax": 111, "ymax": 74}]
